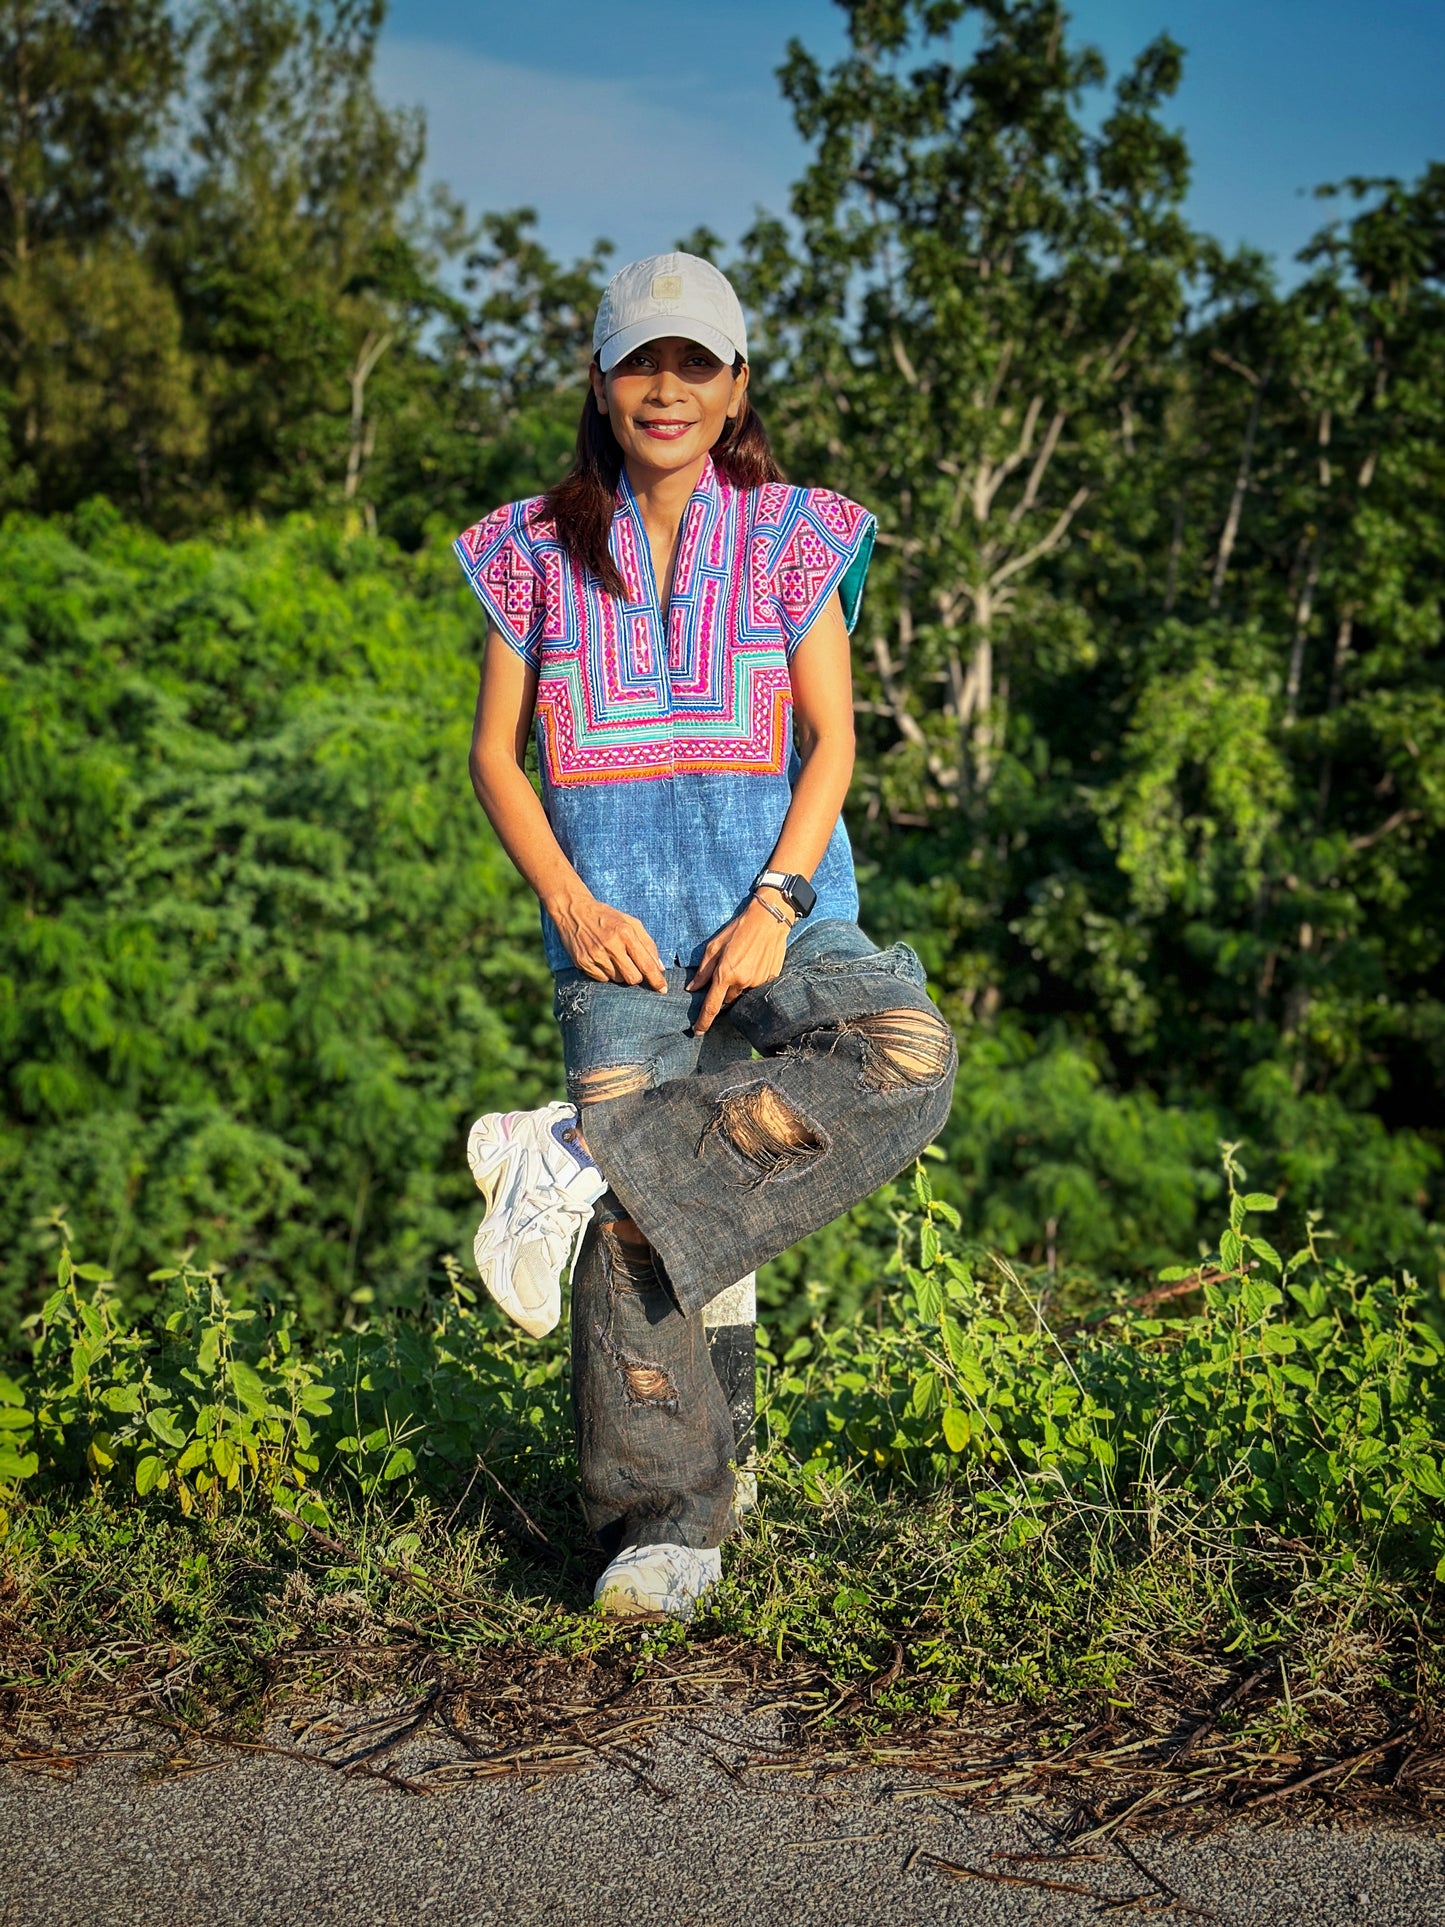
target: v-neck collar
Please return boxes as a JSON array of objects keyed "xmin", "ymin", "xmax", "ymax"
[{"xmin": 614, "ymin": 456, "xmax": 723, "ymax": 618}]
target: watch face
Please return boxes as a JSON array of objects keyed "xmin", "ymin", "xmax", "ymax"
[{"xmin": 788, "ymin": 875, "xmax": 818, "ymax": 917}]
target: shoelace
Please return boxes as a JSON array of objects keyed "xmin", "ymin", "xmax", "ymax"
[{"xmin": 504, "ymin": 1183, "xmax": 597, "ymax": 1279}]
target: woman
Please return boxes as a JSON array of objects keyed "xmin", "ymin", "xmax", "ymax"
[{"xmin": 456, "ymin": 252, "xmax": 957, "ymax": 1620}]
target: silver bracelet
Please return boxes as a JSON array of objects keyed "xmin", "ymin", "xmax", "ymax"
[{"xmin": 750, "ymin": 891, "xmax": 793, "ymax": 928}]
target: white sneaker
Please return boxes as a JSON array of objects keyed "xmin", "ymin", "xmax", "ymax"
[
  {"xmin": 467, "ymin": 1102, "xmax": 608, "ymax": 1337},
  {"xmin": 593, "ymin": 1543, "xmax": 723, "ymax": 1622}
]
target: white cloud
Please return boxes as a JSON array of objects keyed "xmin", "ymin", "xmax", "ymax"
[{"xmin": 375, "ymin": 37, "xmax": 804, "ymax": 268}]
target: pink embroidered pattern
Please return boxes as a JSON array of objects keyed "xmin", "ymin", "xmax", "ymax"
[
  {"xmin": 454, "ymin": 461, "xmax": 874, "ymax": 790},
  {"xmin": 456, "ymin": 508, "xmax": 544, "ymax": 648}
]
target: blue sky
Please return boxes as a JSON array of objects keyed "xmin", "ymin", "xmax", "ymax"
[{"xmin": 377, "ymin": 1, "xmax": 1443, "ymax": 280}]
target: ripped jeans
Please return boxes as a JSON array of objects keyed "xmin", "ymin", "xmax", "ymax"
[{"xmin": 555, "ymin": 919, "xmax": 958, "ymax": 1557}]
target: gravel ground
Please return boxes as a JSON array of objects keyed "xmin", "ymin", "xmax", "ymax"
[{"xmin": 1, "ymin": 1714, "xmax": 1443, "ymax": 1927}]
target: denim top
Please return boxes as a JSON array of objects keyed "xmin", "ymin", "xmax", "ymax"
[{"xmin": 455, "ymin": 457, "xmax": 877, "ymax": 971}]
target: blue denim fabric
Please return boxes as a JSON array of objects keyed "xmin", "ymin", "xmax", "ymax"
[
  {"xmin": 553, "ymin": 916, "xmax": 880, "ymax": 1096},
  {"xmin": 541, "ymin": 765, "xmax": 860, "ymax": 974},
  {"xmin": 561, "ymin": 919, "xmax": 959, "ymax": 1551}
]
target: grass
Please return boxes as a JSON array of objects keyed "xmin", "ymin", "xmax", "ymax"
[{"xmin": 2, "ymin": 1148, "xmax": 1444, "ymax": 1825}]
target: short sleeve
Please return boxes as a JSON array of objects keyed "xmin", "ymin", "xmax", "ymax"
[
  {"xmin": 453, "ymin": 500, "xmax": 546, "ymax": 669},
  {"xmin": 766, "ymin": 486, "xmax": 877, "ymax": 655}
]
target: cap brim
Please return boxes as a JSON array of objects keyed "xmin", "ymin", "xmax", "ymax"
[{"xmin": 596, "ymin": 317, "xmax": 742, "ymax": 373}]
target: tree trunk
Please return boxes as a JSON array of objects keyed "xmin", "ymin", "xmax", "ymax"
[
  {"xmin": 345, "ymin": 330, "xmax": 392, "ymax": 502},
  {"xmin": 1283, "ymin": 536, "xmax": 1320, "ymax": 727},
  {"xmin": 1208, "ymin": 369, "xmax": 1268, "ymax": 611},
  {"xmin": 1314, "ymin": 611, "xmax": 1354, "ymax": 825},
  {"xmin": 970, "ymin": 587, "xmax": 995, "ymax": 791}
]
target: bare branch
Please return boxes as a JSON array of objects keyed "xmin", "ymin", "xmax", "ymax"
[
  {"xmin": 870, "ymin": 635, "xmax": 958, "ymax": 790},
  {"xmin": 988, "ymin": 486, "xmax": 1090, "ymax": 590},
  {"xmin": 1100, "ymin": 323, "xmax": 1139, "ymax": 383},
  {"xmin": 1315, "ymin": 611, "xmax": 1355, "ymax": 826},
  {"xmin": 971, "ymin": 395, "xmax": 1043, "ymax": 523},
  {"xmin": 981, "ymin": 338, "xmax": 1017, "ymax": 412},
  {"xmin": 1209, "ymin": 347, "xmax": 1262, "ymax": 385},
  {"xmin": 345, "ymin": 330, "xmax": 394, "ymax": 502},
  {"xmin": 1348, "ymin": 807, "xmax": 1421, "ymax": 853},
  {"xmin": 1208, "ymin": 365, "xmax": 1270, "ymax": 610},
  {"xmin": 1284, "ymin": 536, "xmax": 1321, "ymax": 727},
  {"xmin": 1006, "ymin": 409, "xmax": 1067, "ymax": 529}
]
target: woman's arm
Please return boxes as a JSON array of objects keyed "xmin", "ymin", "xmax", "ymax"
[
  {"xmin": 470, "ymin": 630, "xmax": 667, "ymax": 988},
  {"xmin": 688, "ymin": 590, "xmax": 855, "ymax": 1031}
]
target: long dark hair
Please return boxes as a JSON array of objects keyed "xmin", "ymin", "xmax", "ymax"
[{"xmin": 541, "ymin": 357, "xmax": 785, "ymax": 598}]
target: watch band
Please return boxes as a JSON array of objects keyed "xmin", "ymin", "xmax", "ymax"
[{"xmin": 752, "ymin": 869, "xmax": 817, "ymax": 918}]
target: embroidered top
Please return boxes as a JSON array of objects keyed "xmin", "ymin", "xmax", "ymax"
[{"xmin": 454, "ymin": 455, "xmax": 877, "ymax": 971}]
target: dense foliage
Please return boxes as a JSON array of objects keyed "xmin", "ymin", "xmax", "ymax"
[
  {"xmin": 0, "ymin": 0, "xmax": 1441, "ymax": 1328},
  {"xmin": 0, "ymin": 510, "xmax": 555, "ymax": 1328},
  {"xmin": 4, "ymin": 1158, "xmax": 1442, "ymax": 1603}
]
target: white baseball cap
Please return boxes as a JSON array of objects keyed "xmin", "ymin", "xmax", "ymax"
[{"xmin": 593, "ymin": 252, "xmax": 749, "ymax": 373}]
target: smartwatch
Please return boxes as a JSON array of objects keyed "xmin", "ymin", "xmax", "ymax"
[{"xmin": 752, "ymin": 869, "xmax": 817, "ymax": 919}]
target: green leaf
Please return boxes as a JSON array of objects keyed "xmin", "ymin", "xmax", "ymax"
[
  {"xmin": 228, "ymin": 1361, "xmax": 268, "ymax": 1415},
  {"xmin": 1406, "ymin": 1457, "xmax": 1445, "ymax": 1502},
  {"xmin": 146, "ymin": 1409, "xmax": 187, "ymax": 1449},
  {"xmin": 134, "ymin": 1455, "xmax": 165, "ymax": 1496},
  {"xmin": 1219, "ymin": 1228, "xmax": 1243, "ymax": 1270},
  {"xmin": 911, "ymin": 1272, "xmax": 942, "ymax": 1324},
  {"xmin": 381, "ymin": 1447, "xmax": 416, "ymax": 1482},
  {"xmin": 0, "ymin": 1449, "xmax": 39, "ymax": 1482},
  {"xmin": 1242, "ymin": 1194, "xmax": 1279, "ymax": 1212},
  {"xmin": 941, "ymin": 1407, "xmax": 970, "ymax": 1452},
  {"xmin": 910, "ymin": 1371, "xmax": 940, "ymax": 1418}
]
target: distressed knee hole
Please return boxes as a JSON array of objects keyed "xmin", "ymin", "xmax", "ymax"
[
  {"xmin": 593, "ymin": 1321, "xmax": 678, "ymax": 1410},
  {"xmin": 574, "ymin": 1062, "xmax": 654, "ymax": 1105},
  {"xmin": 699, "ymin": 1080, "xmax": 828, "ymax": 1184},
  {"xmin": 601, "ymin": 1221, "xmax": 661, "ymax": 1292},
  {"xmin": 844, "ymin": 1007, "xmax": 954, "ymax": 1093}
]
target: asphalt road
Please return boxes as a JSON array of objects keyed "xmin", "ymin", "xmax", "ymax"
[{"xmin": 1, "ymin": 1715, "xmax": 1442, "ymax": 1926}]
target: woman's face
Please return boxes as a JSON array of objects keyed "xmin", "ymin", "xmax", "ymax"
[{"xmin": 590, "ymin": 336, "xmax": 749, "ymax": 476}]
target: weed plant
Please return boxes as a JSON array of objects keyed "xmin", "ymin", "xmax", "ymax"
[{"xmin": 1, "ymin": 1150, "xmax": 1441, "ymax": 1740}]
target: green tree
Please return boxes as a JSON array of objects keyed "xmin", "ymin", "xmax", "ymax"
[
  {"xmin": 0, "ymin": 504, "xmax": 555, "ymax": 1330},
  {"xmin": 0, "ymin": 0, "xmax": 191, "ymax": 509},
  {"xmin": 751, "ymin": 0, "xmax": 1198, "ymax": 812},
  {"xmin": 735, "ymin": 0, "xmax": 1442, "ymax": 1278}
]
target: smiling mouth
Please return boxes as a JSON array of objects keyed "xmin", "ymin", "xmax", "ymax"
[{"xmin": 636, "ymin": 420, "xmax": 694, "ymax": 438}]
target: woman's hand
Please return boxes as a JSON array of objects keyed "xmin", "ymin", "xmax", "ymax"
[
  {"xmin": 686, "ymin": 897, "xmax": 791, "ymax": 1033},
  {"xmin": 550, "ymin": 891, "xmax": 668, "ymax": 990}
]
